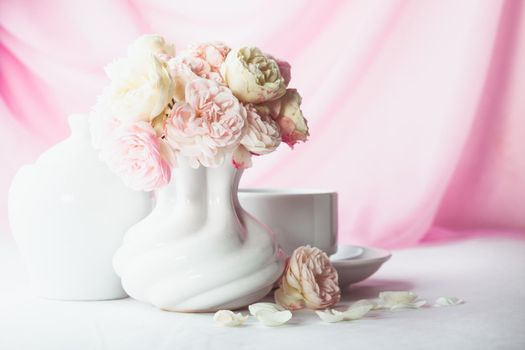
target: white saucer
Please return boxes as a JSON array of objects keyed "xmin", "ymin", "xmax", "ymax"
[
  {"xmin": 330, "ymin": 245, "xmax": 364, "ymax": 260},
  {"xmin": 330, "ymin": 245, "xmax": 391, "ymax": 287}
]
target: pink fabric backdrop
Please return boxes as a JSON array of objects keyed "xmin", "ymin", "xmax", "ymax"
[{"xmin": 1, "ymin": 0, "xmax": 524, "ymax": 247}]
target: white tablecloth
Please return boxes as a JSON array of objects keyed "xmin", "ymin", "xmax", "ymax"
[{"xmin": 1, "ymin": 234, "xmax": 524, "ymax": 350}]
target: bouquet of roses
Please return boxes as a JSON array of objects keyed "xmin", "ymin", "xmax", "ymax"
[{"xmin": 90, "ymin": 35, "xmax": 309, "ymax": 191}]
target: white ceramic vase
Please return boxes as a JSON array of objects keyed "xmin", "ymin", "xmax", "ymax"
[
  {"xmin": 113, "ymin": 156, "xmax": 284, "ymax": 312},
  {"xmin": 8, "ymin": 114, "xmax": 152, "ymax": 300}
]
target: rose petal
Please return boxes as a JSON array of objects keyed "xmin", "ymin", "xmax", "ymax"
[
  {"xmin": 343, "ymin": 303, "xmax": 374, "ymax": 320},
  {"xmin": 315, "ymin": 309, "xmax": 345, "ymax": 323},
  {"xmin": 434, "ymin": 297, "xmax": 465, "ymax": 307},
  {"xmin": 254, "ymin": 309, "xmax": 292, "ymax": 327},
  {"xmin": 412, "ymin": 300, "xmax": 427, "ymax": 308},
  {"xmin": 390, "ymin": 303, "xmax": 412, "ymax": 310},
  {"xmin": 350, "ymin": 299, "xmax": 378, "ymax": 309},
  {"xmin": 378, "ymin": 291, "xmax": 427, "ymax": 310},
  {"xmin": 379, "ymin": 291, "xmax": 418, "ymax": 307},
  {"xmin": 316, "ymin": 301, "xmax": 373, "ymax": 323},
  {"xmin": 213, "ymin": 310, "xmax": 248, "ymax": 327},
  {"xmin": 232, "ymin": 145, "xmax": 252, "ymax": 169},
  {"xmin": 249, "ymin": 302, "xmax": 285, "ymax": 316},
  {"xmin": 389, "ymin": 299, "xmax": 427, "ymax": 311},
  {"xmin": 250, "ymin": 301, "xmax": 292, "ymax": 326}
]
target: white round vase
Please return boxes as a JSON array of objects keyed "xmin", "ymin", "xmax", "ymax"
[
  {"xmin": 113, "ymin": 156, "xmax": 285, "ymax": 312},
  {"xmin": 8, "ymin": 114, "xmax": 152, "ymax": 300}
]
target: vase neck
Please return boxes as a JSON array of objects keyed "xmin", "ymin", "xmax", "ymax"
[{"xmin": 155, "ymin": 156, "xmax": 243, "ymax": 212}]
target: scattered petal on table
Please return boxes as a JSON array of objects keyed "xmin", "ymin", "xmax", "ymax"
[
  {"xmin": 412, "ymin": 300, "xmax": 427, "ymax": 308},
  {"xmin": 316, "ymin": 309, "xmax": 345, "ymax": 323},
  {"xmin": 434, "ymin": 297, "xmax": 465, "ymax": 307},
  {"xmin": 213, "ymin": 310, "xmax": 248, "ymax": 327},
  {"xmin": 316, "ymin": 301, "xmax": 373, "ymax": 323},
  {"xmin": 378, "ymin": 291, "xmax": 426, "ymax": 310},
  {"xmin": 342, "ymin": 303, "xmax": 374, "ymax": 319},
  {"xmin": 389, "ymin": 299, "xmax": 427, "ymax": 310},
  {"xmin": 254, "ymin": 309, "xmax": 293, "ymax": 326},
  {"xmin": 248, "ymin": 302, "xmax": 285, "ymax": 316},
  {"xmin": 351, "ymin": 299, "xmax": 378, "ymax": 309},
  {"xmin": 249, "ymin": 301, "xmax": 292, "ymax": 326},
  {"xmin": 378, "ymin": 291, "xmax": 417, "ymax": 306}
]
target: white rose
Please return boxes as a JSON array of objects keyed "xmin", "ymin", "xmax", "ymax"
[
  {"xmin": 221, "ymin": 47, "xmax": 287, "ymax": 103},
  {"xmin": 105, "ymin": 53, "xmax": 174, "ymax": 124},
  {"xmin": 128, "ymin": 34, "xmax": 175, "ymax": 59},
  {"xmin": 241, "ymin": 105, "xmax": 281, "ymax": 155}
]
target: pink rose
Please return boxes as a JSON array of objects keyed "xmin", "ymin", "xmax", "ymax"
[
  {"xmin": 168, "ymin": 42, "xmax": 230, "ymax": 92},
  {"xmin": 168, "ymin": 54, "xmax": 211, "ymax": 101},
  {"xmin": 164, "ymin": 78, "xmax": 246, "ymax": 168},
  {"xmin": 275, "ymin": 246, "xmax": 340, "ymax": 310},
  {"xmin": 240, "ymin": 104, "xmax": 281, "ymax": 156},
  {"xmin": 168, "ymin": 47, "xmax": 228, "ymax": 102},
  {"xmin": 100, "ymin": 121, "xmax": 171, "ymax": 191},
  {"xmin": 189, "ymin": 42, "xmax": 230, "ymax": 72},
  {"xmin": 173, "ymin": 54, "xmax": 212, "ymax": 80}
]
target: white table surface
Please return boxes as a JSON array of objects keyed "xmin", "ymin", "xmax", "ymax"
[{"xmin": 1, "ymin": 233, "xmax": 524, "ymax": 350}]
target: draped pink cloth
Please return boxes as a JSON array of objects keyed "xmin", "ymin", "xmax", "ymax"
[{"xmin": 1, "ymin": 0, "xmax": 524, "ymax": 247}]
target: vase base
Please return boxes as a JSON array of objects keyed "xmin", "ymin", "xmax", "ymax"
[
  {"xmin": 39, "ymin": 294, "xmax": 129, "ymax": 302},
  {"xmin": 161, "ymin": 284, "xmax": 273, "ymax": 313}
]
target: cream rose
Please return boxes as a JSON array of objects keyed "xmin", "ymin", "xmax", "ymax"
[
  {"xmin": 105, "ymin": 53, "xmax": 174, "ymax": 124},
  {"xmin": 128, "ymin": 34, "xmax": 175, "ymax": 59},
  {"xmin": 221, "ymin": 47, "xmax": 287, "ymax": 103}
]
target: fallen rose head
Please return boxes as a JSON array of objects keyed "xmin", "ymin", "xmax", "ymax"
[{"xmin": 275, "ymin": 245, "xmax": 340, "ymax": 310}]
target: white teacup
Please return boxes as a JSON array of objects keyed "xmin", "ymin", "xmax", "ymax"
[{"xmin": 238, "ymin": 188, "xmax": 338, "ymax": 256}]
